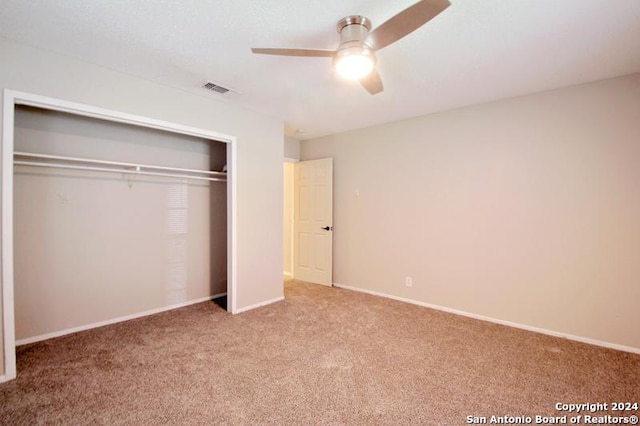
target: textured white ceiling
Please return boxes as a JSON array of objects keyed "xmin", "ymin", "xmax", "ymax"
[{"xmin": 1, "ymin": 0, "xmax": 640, "ymax": 139}]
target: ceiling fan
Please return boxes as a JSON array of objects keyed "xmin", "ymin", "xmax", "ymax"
[{"xmin": 251, "ymin": 0, "xmax": 450, "ymax": 95}]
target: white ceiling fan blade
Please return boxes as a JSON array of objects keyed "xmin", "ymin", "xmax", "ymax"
[
  {"xmin": 251, "ymin": 48, "xmax": 335, "ymax": 58},
  {"xmin": 367, "ymin": 0, "xmax": 450, "ymax": 51}
]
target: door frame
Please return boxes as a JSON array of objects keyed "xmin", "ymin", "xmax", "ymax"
[
  {"xmin": 1, "ymin": 89, "xmax": 238, "ymax": 382},
  {"xmin": 283, "ymin": 158, "xmax": 298, "ymax": 279}
]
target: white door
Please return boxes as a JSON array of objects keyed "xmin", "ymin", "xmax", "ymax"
[{"xmin": 293, "ymin": 158, "xmax": 333, "ymax": 286}]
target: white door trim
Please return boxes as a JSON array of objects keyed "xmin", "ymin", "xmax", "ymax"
[
  {"xmin": 1, "ymin": 89, "xmax": 238, "ymax": 382},
  {"xmin": 283, "ymin": 159, "xmax": 298, "ymax": 278}
]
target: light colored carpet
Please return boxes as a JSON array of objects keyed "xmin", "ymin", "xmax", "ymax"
[{"xmin": 1, "ymin": 279, "xmax": 638, "ymax": 425}]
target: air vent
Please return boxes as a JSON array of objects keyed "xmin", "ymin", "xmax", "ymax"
[{"xmin": 202, "ymin": 82, "xmax": 230, "ymax": 94}]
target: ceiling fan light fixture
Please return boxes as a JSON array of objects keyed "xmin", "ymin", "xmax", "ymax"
[
  {"xmin": 334, "ymin": 46, "xmax": 375, "ymax": 80},
  {"xmin": 252, "ymin": 0, "xmax": 451, "ymax": 94}
]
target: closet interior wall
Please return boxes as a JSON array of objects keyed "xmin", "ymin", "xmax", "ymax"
[{"xmin": 13, "ymin": 106, "xmax": 227, "ymax": 342}]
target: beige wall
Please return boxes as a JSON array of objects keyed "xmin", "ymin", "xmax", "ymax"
[
  {"xmin": 0, "ymin": 38, "xmax": 284, "ymax": 375},
  {"xmin": 284, "ymin": 137, "xmax": 300, "ymax": 160},
  {"xmin": 301, "ymin": 73, "xmax": 640, "ymax": 350}
]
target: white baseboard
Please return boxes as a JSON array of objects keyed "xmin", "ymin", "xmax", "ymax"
[
  {"xmin": 0, "ymin": 374, "xmax": 8, "ymax": 384},
  {"xmin": 16, "ymin": 293, "xmax": 227, "ymax": 346},
  {"xmin": 333, "ymin": 283, "xmax": 640, "ymax": 355},
  {"xmin": 283, "ymin": 271, "xmax": 293, "ymax": 278},
  {"xmin": 234, "ymin": 296, "xmax": 285, "ymax": 314}
]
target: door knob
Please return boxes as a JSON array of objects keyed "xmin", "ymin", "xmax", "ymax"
[{"xmin": 322, "ymin": 226, "xmax": 332, "ymax": 231}]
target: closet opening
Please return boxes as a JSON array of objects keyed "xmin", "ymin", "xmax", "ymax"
[{"xmin": 2, "ymin": 90, "xmax": 237, "ymax": 382}]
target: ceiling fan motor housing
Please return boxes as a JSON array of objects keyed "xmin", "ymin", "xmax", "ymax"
[{"xmin": 335, "ymin": 15, "xmax": 376, "ymax": 66}]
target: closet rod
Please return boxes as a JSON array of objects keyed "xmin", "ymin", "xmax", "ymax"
[
  {"xmin": 13, "ymin": 151, "xmax": 226, "ymax": 183},
  {"xmin": 14, "ymin": 161, "xmax": 225, "ymax": 182},
  {"xmin": 15, "ymin": 151, "xmax": 226, "ymax": 176}
]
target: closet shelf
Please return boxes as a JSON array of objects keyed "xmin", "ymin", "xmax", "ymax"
[{"xmin": 13, "ymin": 151, "xmax": 226, "ymax": 183}]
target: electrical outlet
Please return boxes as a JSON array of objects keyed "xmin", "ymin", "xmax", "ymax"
[{"xmin": 405, "ymin": 276, "xmax": 413, "ymax": 287}]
